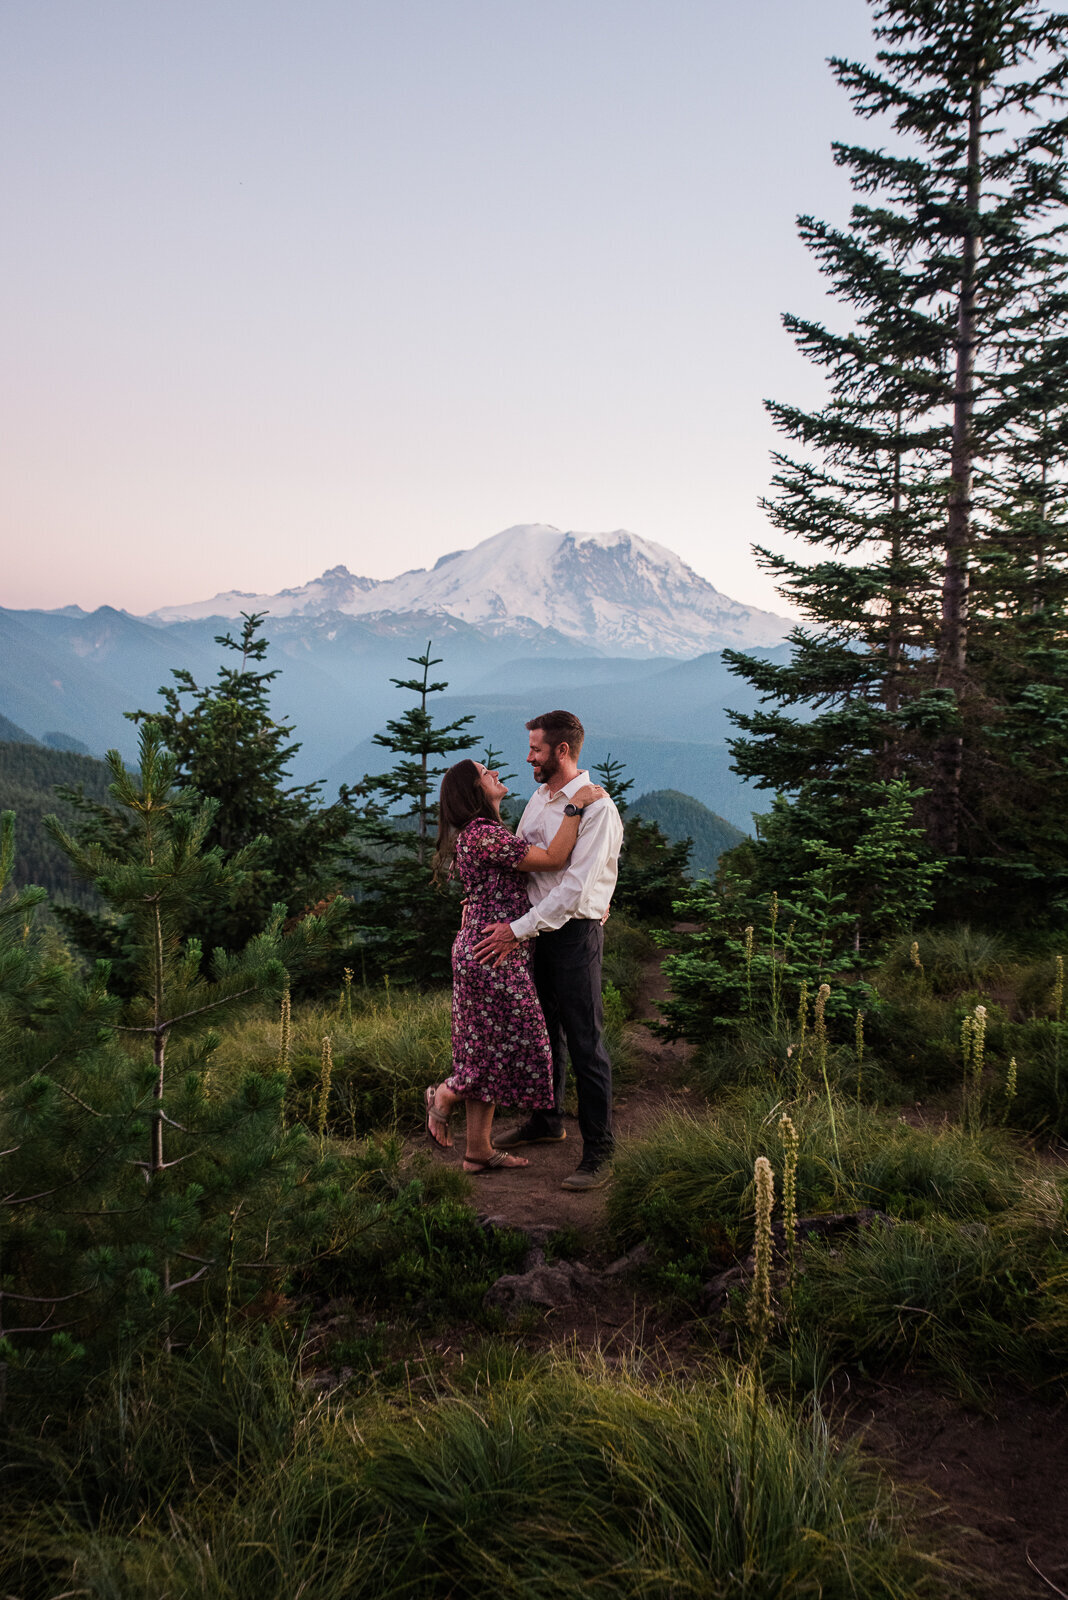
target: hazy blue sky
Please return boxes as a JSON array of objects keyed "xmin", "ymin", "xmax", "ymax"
[{"xmin": 2, "ymin": 0, "xmax": 877, "ymax": 615}]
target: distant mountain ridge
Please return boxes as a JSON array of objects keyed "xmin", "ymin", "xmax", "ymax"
[
  {"xmin": 148, "ymin": 524, "xmax": 788, "ymax": 658},
  {"xmin": 2, "ymin": 526, "xmax": 796, "ymax": 828}
]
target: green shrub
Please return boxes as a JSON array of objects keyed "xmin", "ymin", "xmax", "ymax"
[{"xmin": 215, "ymin": 989, "xmax": 453, "ymax": 1135}]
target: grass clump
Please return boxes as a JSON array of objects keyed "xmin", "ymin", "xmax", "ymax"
[
  {"xmin": 607, "ymin": 1088, "xmax": 1027, "ymax": 1272},
  {"xmin": 47, "ymin": 1347, "xmax": 945, "ymax": 1600},
  {"xmin": 301, "ymin": 1134, "xmax": 528, "ymax": 1320},
  {"xmin": 764, "ymin": 1192, "xmax": 1068, "ymax": 1394}
]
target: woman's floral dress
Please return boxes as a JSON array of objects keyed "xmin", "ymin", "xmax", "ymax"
[{"xmin": 445, "ymin": 817, "xmax": 554, "ymax": 1108}]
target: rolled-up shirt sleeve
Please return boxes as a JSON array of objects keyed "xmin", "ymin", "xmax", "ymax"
[{"xmin": 509, "ymin": 801, "xmax": 622, "ymax": 939}]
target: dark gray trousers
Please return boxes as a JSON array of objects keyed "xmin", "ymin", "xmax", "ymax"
[{"xmin": 532, "ymin": 919, "xmax": 614, "ymax": 1163}]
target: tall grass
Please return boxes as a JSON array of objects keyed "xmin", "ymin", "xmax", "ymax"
[
  {"xmin": 31, "ymin": 1343, "xmax": 946, "ymax": 1600},
  {"xmin": 213, "ymin": 981, "xmax": 639, "ymax": 1138},
  {"xmin": 606, "ymin": 1088, "xmax": 1029, "ymax": 1266},
  {"xmin": 767, "ymin": 1201, "xmax": 1068, "ymax": 1394},
  {"xmin": 213, "ymin": 988, "xmax": 454, "ymax": 1134}
]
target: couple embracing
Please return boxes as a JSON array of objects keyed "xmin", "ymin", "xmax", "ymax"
[{"xmin": 425, "ymin": 710, "xmax": 624, "ymax": 1193}]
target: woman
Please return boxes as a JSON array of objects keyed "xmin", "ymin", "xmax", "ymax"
[{"xmin": 425, "ymin": 758, "xmax": 604, "ymax": 1174}]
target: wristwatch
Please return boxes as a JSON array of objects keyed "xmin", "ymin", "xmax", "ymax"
[{"xmin": 563, "ymin": 803, "xmax": 585, "ymax": 817}]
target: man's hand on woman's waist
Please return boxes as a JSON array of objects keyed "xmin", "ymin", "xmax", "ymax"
[{"xmin": 472, "ymin": 921, "xmax": 519, "ymax": 967}]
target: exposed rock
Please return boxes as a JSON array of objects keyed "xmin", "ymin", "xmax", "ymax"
[
  {"xmin": 699, "ymin": 1209, "xmax": 891, "ymax": 1315},
  {"xmin": 602, "ymin": 1241, "xmax": 653, "ymax": 1277},
  {"xmin": 484, "ymin": 1258, "xmax": 598, "ymax": 1312},
  {"xmin": 483, "ymin": 1235, "xmax": 653, "ymax": 1312}
]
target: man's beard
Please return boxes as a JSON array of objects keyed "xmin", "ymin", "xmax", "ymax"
[{"xmin": 533, "ymin": 750, "xmax": 559, "ymax": 783}]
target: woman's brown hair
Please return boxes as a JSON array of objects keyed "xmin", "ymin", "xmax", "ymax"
[{"xmin": 433, "ymin": 759, "xmax": 498, "ymax": 879}]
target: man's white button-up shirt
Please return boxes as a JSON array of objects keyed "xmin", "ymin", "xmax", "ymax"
[{"xmin": 508, "ymin": 771, "xmax": 624, "ymax": 941}]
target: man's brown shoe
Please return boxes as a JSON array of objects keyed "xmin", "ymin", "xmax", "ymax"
[
  {"xmin": 494, "ymin": 1120, "xmax": 567, "ymax": 1149},
  {"xmin": 560, "ymin": 1164, "xmax": 609, "ymax": 1192}
]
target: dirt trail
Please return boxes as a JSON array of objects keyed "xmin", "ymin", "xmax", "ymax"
[{"xmin": 421, "ymin": 949, "xmax": 692, "ymax": 1240}]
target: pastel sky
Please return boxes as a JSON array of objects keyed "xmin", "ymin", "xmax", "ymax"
[{"xmin": 2, "ymin": 0, "xmax": 876, "ymax": 617}]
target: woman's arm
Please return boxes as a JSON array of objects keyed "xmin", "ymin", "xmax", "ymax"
[{"xmin": 514, "ymin": 784, "xmax": 606, "ymax": 872}]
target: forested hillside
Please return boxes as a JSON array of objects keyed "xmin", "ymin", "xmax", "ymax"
[
  {"xmin": 0, "ymin": 739, "xmax": 113, "ymax": 905},
  {"xmin": 630, "ymin": 788, "xmax": 747, "ymax": 879}
]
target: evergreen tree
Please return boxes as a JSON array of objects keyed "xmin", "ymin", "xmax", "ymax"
[
  {"xmin": 346, "ymin": 645, "xmax": 478, "ymax": 984},
  {"xmin": 124, "ymin": 613, "xmax": 354, "ymax": 952},
  {"xmin": 1, "ymin": 729, "xmax": 344, "ymax": 1377},
  {"xmin": 725, "ymin": 0, "xmax": 1068, "ymax": 917}
]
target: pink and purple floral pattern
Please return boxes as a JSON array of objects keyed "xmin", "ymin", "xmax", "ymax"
[{"xmin": 445, "ymin": 817, "xmax": 554, "ymax": 1108}]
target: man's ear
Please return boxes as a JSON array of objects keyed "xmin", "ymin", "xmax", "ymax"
[{"xmin": 555, "ymin": 741, "xmax": 570, "ymax": 763}]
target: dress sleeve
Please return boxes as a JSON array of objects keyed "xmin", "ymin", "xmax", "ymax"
[{"xmin": 463, "ymin": 819, "xmax": 528, "ymax": 869}]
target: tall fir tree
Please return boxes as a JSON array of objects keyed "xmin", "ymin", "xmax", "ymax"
[
  {"xmin": 346, "ymin": 644, "xmax": 478, "ymax": 983},
  {"xmin": 725, "ymin": 0, "xmax": 1068, "ymax": 919}
]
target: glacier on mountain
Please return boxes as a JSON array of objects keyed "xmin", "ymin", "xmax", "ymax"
[{"xmin": 149, "ymin": 524, "xmax": 787, "ymax": 657}]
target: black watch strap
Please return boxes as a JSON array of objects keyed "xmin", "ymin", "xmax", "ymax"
[{"xmin": 563, "ymin": 803, "xmax": 585, "ymax": 817}]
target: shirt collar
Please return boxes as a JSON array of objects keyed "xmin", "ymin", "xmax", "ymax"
[{"xmin": 542, "ymin": 770, "xmax": 589, "ymax": 802}]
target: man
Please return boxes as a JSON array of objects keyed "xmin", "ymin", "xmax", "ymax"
[{"xmin": 472, "ymin": 710, "xmax": 624, "ymax": 1191}]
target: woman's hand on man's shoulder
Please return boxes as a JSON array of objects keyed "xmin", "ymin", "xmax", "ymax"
[{"xmin": 574, "ymin": 783, "xmax": 607, "ymax": 808}]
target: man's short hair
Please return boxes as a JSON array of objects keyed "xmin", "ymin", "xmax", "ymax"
[{"xmin": 526, "ymin": 709, "xmax": 585, "ymax": 760}]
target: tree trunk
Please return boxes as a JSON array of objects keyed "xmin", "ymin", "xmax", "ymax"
[{"xmin": 933, "ymin": 67, "xmax": 984, "ymax": 855}]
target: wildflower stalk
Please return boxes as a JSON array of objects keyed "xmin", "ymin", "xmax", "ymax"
[
  {"xmin": 341, "ymin": 966, "xmax": 354, "ymax": 1024},
  {"xmin": 768, "ymin": 893, "xmax": 780, "ymax": 1033},
  {"xmin": 278, "ymin": 982, "xmax": 291, "ymax": 1075},
  {"xmin": 743, "ymin": 925, "xmax": 754, "ymax": 1015},
  {"xmin": 854, "ymin": 1010, "xmax": 865, "ymax": 1107},
  {"xmin": 1002, "ymin": 1056, "xmax": 1017, "ymax": 1125},
  {"xmin": 745, "ymin": 1156, "xmax": 775, "ymax": 1574},
  {"xmin": 795, "ymin": 980, "xmax": 808, "ymax": 1098},
  {"xmin": 748, "ymin": 1155, "xmax": 775, "ymax": 1348},
  {"xmin": 814, "ymin": 983, "xmax": 839, "ymax": 1165},
  {"xmin": 961, "ymin": 1004, "xmax": 987, "ymax": 1135},
  {"xmin": 779, "ymin": 1114, "xmax": 800, "ymax": 1401},
  {"xmin": 910, "ymin": 939, "xmax": 925, "ymax": 988},
  {"xmin": 220, "ymin": 1205, "xmax": 239, "ymax": 1389},
  {"xmin": 1053, "ymin": 956, "xmax": 1064, "ymax": 1086},
  {"xmin": 316, "ymin": 1035, "xmax": 334, "ymax": 1151}
]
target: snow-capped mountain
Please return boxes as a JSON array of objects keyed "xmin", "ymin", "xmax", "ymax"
[{"xmin": 150, "ymin": 525, "xmax": 788, "ymax": 657}]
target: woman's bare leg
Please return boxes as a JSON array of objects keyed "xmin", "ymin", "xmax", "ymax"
[{"xmin": 464, "ymin": 1100, "xmax": 527, "ymax": 1169}]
